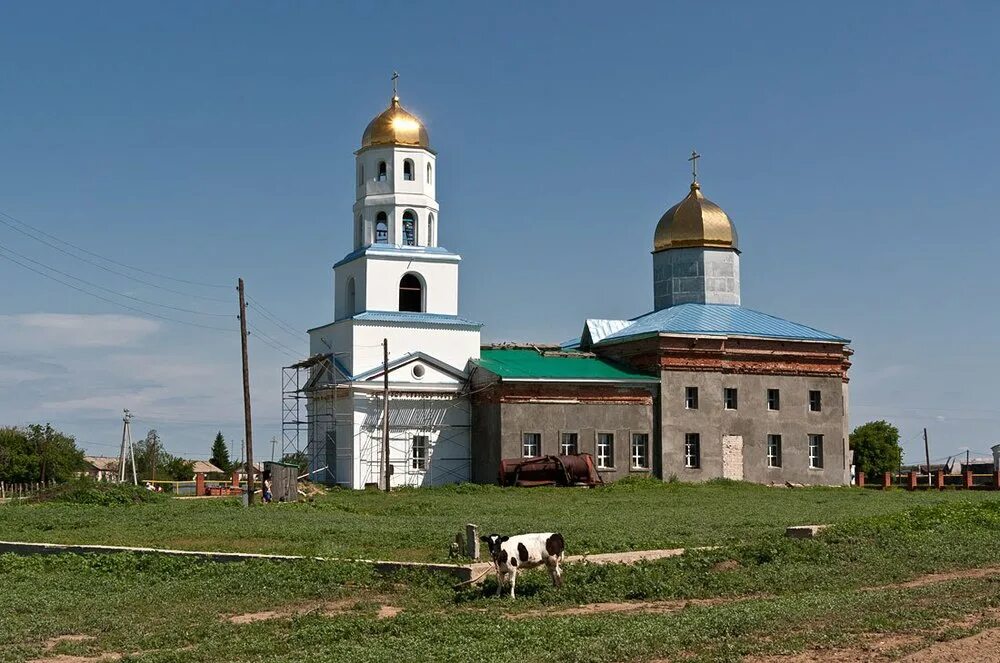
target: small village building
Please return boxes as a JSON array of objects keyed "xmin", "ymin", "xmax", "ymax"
[
  {"xmin": 81, "ymin": 456, "xmax": 118, "ymax": 482},
  {"xmin": 467, "ymin": 346, "xmax": 659, "ymax": 483}
]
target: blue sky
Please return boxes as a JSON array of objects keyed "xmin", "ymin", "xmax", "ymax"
[{"xmin": 0, "ymin": 1, "xmax": 997, "ymax": 464}]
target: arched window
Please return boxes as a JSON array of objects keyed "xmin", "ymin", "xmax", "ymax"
[
  {"xmin": 377, "ymin": 161, "xmax": 387, "ymax": 182},
  {"xmin": 356, "ymin": 215, "xmax": 362, "ymax": 245},
  {"xmin": 357, "ymin": 164, "xmax": 364, "ymax": 186},
  {"xmin": 428, "ymin": 212, "xmax": 435, "ymax": 247},
  {"xmin": 402, "ymin": 211, "xmax": 416, "ymax": 246},
  {"xmin": 399, "ymin": 273, "xmax": 423, "ymax": 312},
  {"xmin": 403, "ymin": 159, "xmax": 414, "ymax": 181},
  {"xmin": 375, "ymin": 211, "xmax": 388, "ymax": 243},
  {"xmin": 427, "ymin": 163, "xmax": 433, "ymax": 184},
  {"xmin": 345, "ymin": 277, "xmax": 356, "ymax": 316}
]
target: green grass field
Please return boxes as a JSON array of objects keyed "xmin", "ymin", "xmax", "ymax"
[
  {"xmin": 5, "ymin": 495, "xmax": 1000, "ymax": 662},
  {"xmin": 2, "ymin": 478, "xmax": 999, "ymax": 561}
]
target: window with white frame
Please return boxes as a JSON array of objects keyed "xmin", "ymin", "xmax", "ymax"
[
  {"xmin": 597, "ymin": 432, "xmax": 614, "ymax": 468},
  {"xmin": 767, "ymin": 434, "xmax": 782, "ymax": 468},
  {"xmin": 522, "ymin": 432, "xmax": 541, "ymax": 458},
  {"xmin": 684, "ymin": 433, "xmax": 700, "ymax": 468},
  {"xmin": 685, "ymin": 386, "xmax": 699, "ymax": 409},
  {"xmin": 377, "ymin": 161, "xmax": 387, "ymax": 181},
  {"xmin": 767, "ymin": 388, "xmax": 781, "ymax": 411},
  {"xmin": 411, "ymin": 435, "xmax": 428, "ymax": 470},
  {"xmin": 631, "ymin": 433, "xmax": 649, "ymax": 469},
  {"xmin": 809, "ymin": 434, "xmax": 824, "ymax": 468},
  {"xmin": 560, "ymin": 432, "xmax": 578, "ymax": 455},
  {"xmin": 403, "ymin": 158, "xmax": 414, "ymax": 181},
  {"xmin": 724, "ymin": 387, "xmax": 738, "ymax": 410},
  {"xmin": 809, "ymin": 390, "xmax": 822, "ymax": 412}
]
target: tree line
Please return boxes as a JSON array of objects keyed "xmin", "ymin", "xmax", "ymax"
[{"xmin": 2, "ymin": 420, "xmax": 904, "ymax": 485}]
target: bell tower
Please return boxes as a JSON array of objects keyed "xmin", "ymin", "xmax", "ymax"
[
  {"xmin": 315, "ymin": 78, "xmax": 480, "ymax": 378},
  {"xmin": 352, "ymin": 75, "xmax": 438, "ymax": 250}
]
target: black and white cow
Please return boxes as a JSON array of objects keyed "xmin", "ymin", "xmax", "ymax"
[{"xmin": 480, "ymin": 532, "xmax": 565, "ymax": 598}]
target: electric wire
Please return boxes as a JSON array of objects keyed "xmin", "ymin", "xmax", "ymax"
[
  {"xmin": 0, "ymin": 208, "xmax": 231, "ymax": 290},
  {"xmin": 0, "ymin": 213, "xmax": 233, "ymax": 303},
  {"xmin": 0, "ymin": 249, "xmax": 237, "ymax": 333},
  {"xmin": 248, "ymin": 322, "xmax": 307, "ymax": 358},
  {"xmin": 0, "ymin": 241, "xmax": 234, "ymax": 318},
  {"xmin": 246, "ymin": 296, "xmax": 303, "ymax": 338}
]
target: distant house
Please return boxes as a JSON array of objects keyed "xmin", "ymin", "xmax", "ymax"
[
  {"xmin": 82, "ymin": 456, "xmax": 119, "ymax": 482},
  {"xmin": 190, "ymin": 460, "xmax": 224, "ymax": 476}
]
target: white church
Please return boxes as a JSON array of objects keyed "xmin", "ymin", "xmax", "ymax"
[
  {"xmin": 302, "ymin": 84, "xmax": 853, "ymax": 490},
  {"xmin": 305, "ymin": 87, "xmax": 482, "ymax": 489}
]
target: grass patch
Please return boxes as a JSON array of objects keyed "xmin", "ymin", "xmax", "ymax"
[
  {"xmin": 4, "ymin": 500, "xmax": 1000, "ymax": 661},
  {"xmin": 2, "ymin": 481, "xmax": 998, "ymax": 561}
]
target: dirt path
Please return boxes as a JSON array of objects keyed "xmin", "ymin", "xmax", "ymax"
[
  {"xmin": 876, "ymin": 565, "xmax": 1000, "ymax": 591},
  {"xmin": 224, "ymin": 598, "xmax": 403, "ymax": 624}
]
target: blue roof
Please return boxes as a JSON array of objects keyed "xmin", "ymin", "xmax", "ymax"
[
  {"xmin": 352, "ymin": 310, "xmax": 482, "ymax": 329},
  {"xmin": 599, "ymin": 303, "xmax": 849, "ymax": 344},
  {"xmin": 333, "ymin": 244, "xmax": 460, "ymax": 269}
]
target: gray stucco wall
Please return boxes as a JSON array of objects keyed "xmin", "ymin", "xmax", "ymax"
[
  {"xmin": 660, "ymin": 371, "xmax": 850, "ymax": 485},
  {"xmin": 470, "ymin": 400, "xmax": 501, "ymax": 484},
  {"xmin": 471, "ymin": 397, "xmax": 655, "ymax": 484},
  {"xmin": 653, "ymin": 247, "xmax": 741, "ymax": 311}
]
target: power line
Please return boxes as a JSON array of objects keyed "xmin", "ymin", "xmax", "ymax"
[
  {"xmin": 0, "ymin": 249, "xmax": 236, "ymax": 333},
  {"xmin": 248, "ymin": 323, "xmax": 305, "ymax": 360},
  {"xmin": 0, "ymin": 241, "xmax": 234, "ymax": 318},
  {"xmin": 246, "ymin": 296, "xmax": 303, "ymax": 338},
  {"xmin": 0, "ymin": 208, "xmax": 231, "ymax": 290}
]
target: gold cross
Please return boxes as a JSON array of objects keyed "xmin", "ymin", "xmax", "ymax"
[
  {"xmin": 392, "ymin": 71, "xmax": 399, "ymax": 99},
  {"xmin": 688, "ymin": 150, "xmax": 701, "ymax": 183}
]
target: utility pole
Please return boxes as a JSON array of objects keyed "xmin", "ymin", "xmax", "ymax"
[
  {"xmin": 382, "ymin": 338, "xmax": 391, "ymax": 493},
  {"xmin": 923, "ymin": 427, "xmax": 931, "ymax": 487},
  {"xmin": 238, "ymin": 278, "xmax": 255, "ymax": 505},
  {"xmin": 118, "ymin": 410, "xmax": 137, "ymax": 485},
  {"xmin": 967, "ymin": 449, "xmax": 971, "ymax": 473},
  {"xmin": 271, "ymin": 437, "xmax": 277, "ymax": 462}
]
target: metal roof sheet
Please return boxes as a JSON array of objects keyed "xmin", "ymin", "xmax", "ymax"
[
  {"xmin": 474, "ymin": 348, "xmax": 658, "ymax": 382},
  {"xmin": 352, "ymin": 310, "xmax": 482, "ymax": 329},
  {"xmin": 333, "ymin": 244, "xmax": 461, "ymax": 269},
  {"xmin": 600, "ymin": 303, "xmax": 849, "ymax": 344}
]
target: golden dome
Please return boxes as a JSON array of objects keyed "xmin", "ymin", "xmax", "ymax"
[
  {"xmin": 360, "ymin": 96, "xmax": 430, "ymax": 150},
  {"xmin": 653, "ymin": 182, "xmax": 739, "ymax": 252}
]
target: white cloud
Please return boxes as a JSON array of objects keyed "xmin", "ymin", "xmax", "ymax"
[{"xmin": 0, "ymin": 313, "xmax": 161, "ymax": 350}]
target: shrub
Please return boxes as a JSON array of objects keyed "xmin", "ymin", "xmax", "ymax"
[{"xmin": 30, "ymin": 479, "xmax": 167, "ymax": 506}]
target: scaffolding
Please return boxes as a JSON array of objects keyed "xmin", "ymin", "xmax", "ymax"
[
  {"xmin": 281, "ymin": 353, "xmax": 344, "ymax": 484},
  {"xmin": 283, "ymin": 353, "xmax": 473, "ymax": 488}
]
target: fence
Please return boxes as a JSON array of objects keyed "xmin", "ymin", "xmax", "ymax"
[
  {"xmin": 0, "ymin": 480, "xmax": 56, "ymax": 501},
  {"xmin": 856, "ymin": 469, "xmax": 1000, "ymax": 491}
]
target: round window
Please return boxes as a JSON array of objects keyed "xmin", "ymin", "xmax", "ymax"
[{"xmin": 412, "ymin": 364, "xmax": 426, "ymax": 379}]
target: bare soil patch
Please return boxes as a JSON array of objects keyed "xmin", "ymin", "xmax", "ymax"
[
  {"xmin": 28, "ymin": 655, "xmax": 121, "ymax": 663},
  {"xmin": 879, "ymin": 565, "xmax": 1000, "ymax": 590},
  {"xmin": 510, "ymin": 595, "xmax": 761, "ymax": 620},
  {"xmin": 42, "ymin": 636, "xmax": 95, "ymax": 651},
  {"xmin": 225, "ymin": 597, "xmax": 402, "ymax": 624},
  {"xmin": 902, "ymin": 626, "xmax": 1000, "ymax": 661}
]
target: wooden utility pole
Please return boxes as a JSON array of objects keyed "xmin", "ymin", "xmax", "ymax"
[
  {"xmin": 923, "ymin": 427, "xmax": 931, "ymax": 487},
  {"xmin": 382, "ymin": 338, "xmax": 391, "ymax": 493},
  {"xmin": 238, "ymin": 278, "xmax": 255, "ymax": 505}
]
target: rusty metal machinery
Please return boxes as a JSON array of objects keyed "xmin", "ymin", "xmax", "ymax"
[{"xmin": 498, "ymin": 454, "xmax": 603, "ymax": 488}]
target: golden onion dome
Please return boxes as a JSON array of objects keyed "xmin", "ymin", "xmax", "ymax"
[
  {"xmin": 653, "ymin": 182, "xmax": 739, "ymax": 252},
  {"xmin": 360, "ymin": 96, "xmax": 430, "ymax": 150}
]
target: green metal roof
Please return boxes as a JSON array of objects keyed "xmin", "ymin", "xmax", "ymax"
[{"xmin": 474, "ymin": 348, "xmax": 658, "ymax": 382}]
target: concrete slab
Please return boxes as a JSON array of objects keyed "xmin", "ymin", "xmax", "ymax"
[{"xmin": 785, "ymin": 525, "xmax": 830, "ymax": 539}]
